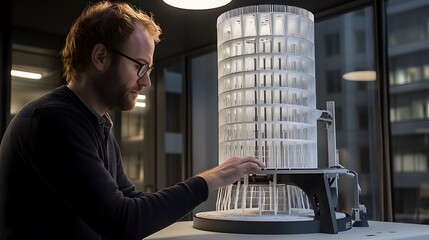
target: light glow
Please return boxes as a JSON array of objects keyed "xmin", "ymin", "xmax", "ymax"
[
  {"xmin": 135, "ymin": 102, "xmax": 146, "ymax": 108},
  {"xmin": 135, "ymin": 94, "xmax": 146, "ymax": 108},
  {"xmin": 137, "ymin": 94, "xmax": 146, "ymax": 100},
  {"xmin": 163, "ymin": 0, "xmax": 232, "ymax": 10},
  {"xmin": 11, "ymin": 69, "xmax": 42, "ymax": 79}
]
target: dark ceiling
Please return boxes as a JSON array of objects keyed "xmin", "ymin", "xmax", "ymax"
[{"xmin": 11, "ymin": 0, "xmax": 363, "ymax": 61}]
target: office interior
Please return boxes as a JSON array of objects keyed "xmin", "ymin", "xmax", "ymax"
[{"xmin": 1, "ymin": 0, "xmax": 429, "ymax": 227}]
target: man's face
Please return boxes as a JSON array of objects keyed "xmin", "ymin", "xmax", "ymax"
[{"xmin": 98, "ymin": 23, "xmax": 155, "ymax": 111}]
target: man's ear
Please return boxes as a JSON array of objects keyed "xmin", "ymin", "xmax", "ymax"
[{"xmin": 91, "ymin": 43, "xmax": 110, "ymax": 72}]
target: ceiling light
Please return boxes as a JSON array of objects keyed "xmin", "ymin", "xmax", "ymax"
[
  {"xmin": 163, "ymin": 0, "xmax": 232, "ymax": 10},
  {"xmin": 11, "ymin": 69, "xmax": 42, "ymax": 79},
  {"xmin": 343, "ymin": 70, "xmax": 376, "ymax": 81}
]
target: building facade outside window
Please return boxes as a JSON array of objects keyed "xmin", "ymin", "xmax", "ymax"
[{"xmin": 387, "ymin": 0, "xmax": 429, "ymax": 224}]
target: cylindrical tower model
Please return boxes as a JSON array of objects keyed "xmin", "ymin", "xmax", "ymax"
[{"xmin": 216, "ymin": 5, "xmax": 317, "ymax": 215}]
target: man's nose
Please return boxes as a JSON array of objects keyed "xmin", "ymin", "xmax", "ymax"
[{"xmin": 138, "ymin": 74, "xmax": 151, "ymax": 88}]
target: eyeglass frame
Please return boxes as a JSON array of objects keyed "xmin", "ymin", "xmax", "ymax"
[{"xmin": 107, "ymin": 48, "xmax": 153, "ymax": 78}]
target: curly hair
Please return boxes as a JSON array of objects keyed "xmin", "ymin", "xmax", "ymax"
[{"xmin": 60, "ymin": 1, "xmax": 161, "ymax": 83}]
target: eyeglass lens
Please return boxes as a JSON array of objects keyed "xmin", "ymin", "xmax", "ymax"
[{"xmin": 138, "ymin": 64, "xmax": 152, "ymax": 78}]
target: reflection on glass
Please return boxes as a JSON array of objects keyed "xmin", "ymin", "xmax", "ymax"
[
  {"xmin": 315, "ymin": 6, "xmax": 380, "ymax": 220},
  {"xmin": 121, "ymin": 109, "xmax": 145, "ymax": 141},
  {"xmin": 120, "ymin": 87, "xmax": 155, "ymax": 192},
  {"xmin": 11, "ymin": 46, "xmax": 62, "ymax": 115},
  {"xmin": 157, "ymin": 62, "xmax": 185, "ymax": 189}
]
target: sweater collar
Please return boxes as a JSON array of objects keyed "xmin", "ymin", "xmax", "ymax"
[{"xmin": 64, "ymin": 85, "xmax": 113, "ymax": 131}]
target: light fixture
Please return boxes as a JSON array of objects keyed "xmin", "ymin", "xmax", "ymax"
[
  {"xmin": 343, "ymin": 70, "xmax": 376, "ymax": 81},
  {"xmin": 135, "ymin": 94, "xmax": 146, "ymax": 108},
  {"xmin": 163, "ymin": 0, "xmax": 232, "ymax": 10},
  {"xmin": 135, "ymin": 102, "xmax": 146, "ymax": 108},
  {"xmin": 11, "ymin": 69, "xmax": 42, "ymax": 79}
]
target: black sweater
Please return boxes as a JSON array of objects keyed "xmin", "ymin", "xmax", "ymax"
[{"xmin": 0, "ymin": 86, "xmax": 208, "ymax": 240}]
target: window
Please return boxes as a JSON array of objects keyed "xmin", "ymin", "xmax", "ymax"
[
  {"xmin": 324, "ymin": 33, "xmax": 341, "ymax": 56},
  {"xmin": 387, "ymin": 1, "xmax": 429, "ymax": 46},
  {"xmin": 355, "ymin": 30, "xmax": 366, "ymax": 53},
  {"xmin": 155, "ymin": 60, "xmax": 188, "ymax": 190},
  {"xmin": 335, "ymin": 106, "xmax": 343, "ymax": 131},
  {"xmin": 190, "ymin": 50, "xmax": 219, "ymax": 213},
  {"xmin": 315, "ymin": 6, "xmax": 380, "ymax": 220},
  {"xmin": 357, "ymin": 106, "xmax": 369, "ymax": 129},
  {"xmin": 119, "ymin": 87, "xmax": 155, "ymax": 191},
  {"xmin": 10, "ymin": 45, "xmax": 62, "ymax": 116},
  {"xmin": 389, "ymin": 51, "xmax": 429, "ymax": 86},
  {"xmin": 326, "ymin": 70, "xmax": 342, "ymax": 93},
  {"xmin": 388, "ymin": 0, "xmax": 429, "ymax": 223}
]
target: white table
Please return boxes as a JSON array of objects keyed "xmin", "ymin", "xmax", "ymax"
[{"xmin": 146, "ymin": 221, "xmax": 429, "ymax": 240}]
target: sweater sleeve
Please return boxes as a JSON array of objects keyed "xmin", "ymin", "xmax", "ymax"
[
  {"xmin": 126, "ymin": 176, "xmax": 209, "ymax": 238},
  {"xmin": 118, "ymin": 176, "xmax": 208, "ymax": 239},
  {"xmin": 28, "ymin": 107, "xmax": 209, "ymax": 240}
]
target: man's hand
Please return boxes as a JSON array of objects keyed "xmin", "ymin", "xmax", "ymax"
[{"xmin": 197, "ymin": 156, "xmax": 265, "ymax": 192}]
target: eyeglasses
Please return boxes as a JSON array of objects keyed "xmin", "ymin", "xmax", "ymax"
[{"xmin": 107, "ymin": 48, "xmax": 153, "ymax": 78}]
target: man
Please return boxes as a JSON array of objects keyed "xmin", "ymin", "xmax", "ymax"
[{"xmin": 0, "ymin": 1, "xmax": 264, "ymax": 240}]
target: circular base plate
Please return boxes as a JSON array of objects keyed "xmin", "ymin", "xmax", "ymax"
[{"xmin": 193, "ymin": 210, "xmax": 352, "ymax": 234}]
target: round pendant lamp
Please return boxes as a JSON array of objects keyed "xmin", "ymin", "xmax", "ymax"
[{"xmin": 163, "ymin": 0, "xmax": 232, "ymax": 10}]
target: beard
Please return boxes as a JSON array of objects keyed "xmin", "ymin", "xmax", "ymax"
[
  {"xmin": 95, "ymin": 65, "xmax": 138, "ymax": 111},
  {"xmin": 119, "ymin": 91, "xmax": 137, "ymax": 111}
]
